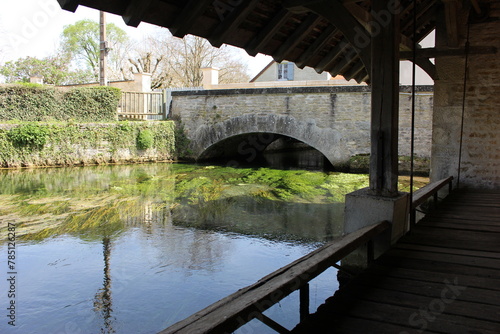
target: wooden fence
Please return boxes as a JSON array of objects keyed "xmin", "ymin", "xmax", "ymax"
[
  {"xmin": 117, "ymin": 88, "xmax": 203, "ymax": 121},
  {"xmin": 117, "ymin": 91, "xmax": 166, "ymax": 120}
]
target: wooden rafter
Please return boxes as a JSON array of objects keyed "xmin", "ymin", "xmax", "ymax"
[
  {"xmin": 123, "ymin": 0, "xmax": 153, "ymax": 27},
  {"xmin": 327, "ymin": 52, "xmax": 357, "ymax": 76},
  {"xmin": 283, "ymin": 0, "xmax": 324, "ymax": 9},
  {"xmin": 245, "ymin": 9, "xmax": 293, "ymax": 57},
  {"xmin": 304, "ymin": 0, "xmax": 372, "ymax": 75},
  {"xmin": 343, "ymin": 60, "xmax": 365, "ymax": 81},
  {"xmin": 442, "ymin": 0, "xmax": 460, "ymax": 47},
  {"xmin": 57, "ymin": 0, "xmax": 446, "ymax": 84},
  {"xmin": 169, "ymin": 0, "xmax": 214, "ymax": 38},
  {"xmin": 343, "ymin": 2, "xmax": 423, "ymax": 52},
  {"xmin": 295, "ymin": 26, "xmax": 337, "ymax": 68},
  {"xmin": 273, "ymin": 13, "xmax": 322, "ymax": 63},
  {"xmin": 315, "ymin": 39, "xmax": 350, "ymax": 73},
  {"xmin": 210, "ymin": 0, "xmax": 261, "ymax": 48},
  {"xmin": 414, "ymin": 58, "xmax": 437, "ymax": 80},
  {"xmin": 354, "ymin": 69, "xmax": 369, "ymax": 83},
  {"xmin": 400, "ymin": 46, "xmax": 498, "ymax": 59},
  {"xmin": 401, "ymin": 0, "xmax": 437, "ymax": 36},
  {"xmin": 57, "ymin": 0, "xmax": 80, "ymax": 12}
]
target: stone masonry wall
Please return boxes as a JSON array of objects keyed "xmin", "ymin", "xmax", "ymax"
[
  {"xmin": 171, "ymin": 86, "xmax": 434, "ymax": 166},
  {"xmin": 431, "ymin": 1, "xmax": 500, "ymax": 189}
]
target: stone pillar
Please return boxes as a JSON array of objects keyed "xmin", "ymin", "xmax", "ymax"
[
  {"xmin": 30, "ymin": 75, "xmax": 44, "ymax": 84},
  {"xmin": 201, "ymin": 67, "xmax": 219, "ymax": 89},
  {"xmin": 134, "ymin": 72, "xmax": 152, "ymax": 92}
]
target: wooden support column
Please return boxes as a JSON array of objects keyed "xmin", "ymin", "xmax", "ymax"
[{"xmin": 370, "ymin": 0, "xmax": 400, "ymax": 197}]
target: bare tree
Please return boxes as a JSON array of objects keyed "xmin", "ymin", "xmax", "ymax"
[
  {"xmin": 128, "ymin": 32, "xmax": 250, "ymax": 89},
  {"xmin": 127, "ymin": 34, "xmax": 174, "ymax": 89}
]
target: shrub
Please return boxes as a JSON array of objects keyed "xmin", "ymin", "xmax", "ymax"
[
  {"xmin": 7, "ymin": 123, "xmax": 49, "ymax": 150},
  {"xmin": 63, "ymin": 86, "xmax": 121, "ymax": 122},
  {"xmin": 0, "ymin": 85, "xmax": 121, "ymax": 122},
  {"xmin": 136, "ymin": 129, "xmax": 154, "ymax": 150}
]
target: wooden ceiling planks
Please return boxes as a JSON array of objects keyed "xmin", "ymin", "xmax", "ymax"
[{"xmin": 57, "ymin": 0, "xmax": 442, "ymax": 83}]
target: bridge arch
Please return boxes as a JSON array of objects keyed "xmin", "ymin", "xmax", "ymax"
[{"xmin": 188, "ymin": 114, "xmax": 351, "ymax": 167}]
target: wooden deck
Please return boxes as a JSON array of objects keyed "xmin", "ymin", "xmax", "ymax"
[{"xmin": 292, "ymin": 190, "xmax": 500, "ymax": 333}]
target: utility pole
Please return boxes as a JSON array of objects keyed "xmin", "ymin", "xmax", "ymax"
[{"xmin": 99, "ymin": 11, "xmax": 108, "ymax": 86}]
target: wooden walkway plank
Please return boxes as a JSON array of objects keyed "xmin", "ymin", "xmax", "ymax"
[
  {"xmin": 394, "ymin": 243, "xmax": 500, "ymax": 260},
  {"xmin": 354, "ymin": 275, "xmax": 500, "ymax": 306},
  {"xmin": 383, "ymin": 248, "xmax": 500, "ymax": 269},
  {"xmin": 341, "ymin": 285, "xmax": 500, "ymax": 323},
  {"xmin": 291, "ymin": 190, "xmax": 500, "ymax": 333},
  {"xmin": 416, "ymin": 220, "xmax": 500, "ymax": 232},
  {"xmin": 376, "ymin": 255, "xmax": 500, "ymax": 279},
  {"xmin": 368, "ymin": 264, "xmax": 500, "ymax": 291}
]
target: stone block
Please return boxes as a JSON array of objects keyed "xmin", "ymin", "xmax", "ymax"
[{"xmin": 341, "ymin": 188, "xmax": 410, "ymax": 271}]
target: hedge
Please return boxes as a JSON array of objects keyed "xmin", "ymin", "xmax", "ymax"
[
  {"xmin": 0, "ymin": 84, "xmax": 121, "ymax": 122},
  {"xmin": 0, "ymin": 121, "xmax": 176, "ymax": 168}
]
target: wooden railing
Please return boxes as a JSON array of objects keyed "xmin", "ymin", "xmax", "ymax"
[
  {"xmin": 159, "ymin": 221, "xmax": 390, "ymax": 334},
  {"xmin": 117, "ymin": 91, "xmax": 166, "ymax": 120},
  {"xmin": 410, "ymin": 176, "xmax": 454, "ymax": 227}
]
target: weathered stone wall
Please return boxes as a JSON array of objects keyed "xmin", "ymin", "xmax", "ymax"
[
  {"xmin": 171, "ymin": 86, "xmax": 434, "ymax": 166},
  {"xmin": 0, "ymin": 122, "xmax": 175, "ymax": 168},
  {"xmin": 431, "ymin": 1, "xmax": 500, "ymax": 189}
]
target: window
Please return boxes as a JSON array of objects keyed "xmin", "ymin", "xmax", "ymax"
[{"xmin": 277, "ymin": 62, "xmax": 294, "ymax": 81}]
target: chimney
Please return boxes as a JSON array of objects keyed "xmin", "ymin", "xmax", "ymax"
[
  {"xmin": 30, "ymin": 75, "xmax": 44, "ymax": 85},
  {"xmin": 201, "ymin": 67, "xmax": 219, "ymax": 89},
  {"xmin": 134, "ymin": 72, "xmax": 152, "ymax": 92}
]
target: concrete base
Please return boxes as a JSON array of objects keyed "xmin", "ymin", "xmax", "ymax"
[{"xmin": 341, "ymin": 188, "xmax": 410, "ymax": 272}]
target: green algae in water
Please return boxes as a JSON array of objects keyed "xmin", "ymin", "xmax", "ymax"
[{"xmin": 0, "ymin": 164, "xmax": 428, "ymax": 244}]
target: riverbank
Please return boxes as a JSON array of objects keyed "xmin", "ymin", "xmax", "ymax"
[{"xmin": 0, "ymin": 121, "xmax": 176, "ymax": 168}]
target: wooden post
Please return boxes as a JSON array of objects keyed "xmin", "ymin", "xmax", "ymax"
[
  {"xmin": 99, "ymin": 11, "xmax": 108, "ymax": 86},
  {"xmin": 370, "ymin": 0, "xmax": 400, "ymax": 197},
  {"xmin": 299, "ymin": 283, "xmax": 310, "ymax": 322}
]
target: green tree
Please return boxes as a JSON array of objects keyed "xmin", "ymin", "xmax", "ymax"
[
  {"xmin": 61, "ymin": 19, "xmax": 130, "ymax": 81},
  {"xmin": 0, "ymin": 55, "xmax": 95, "ymax": 85}
]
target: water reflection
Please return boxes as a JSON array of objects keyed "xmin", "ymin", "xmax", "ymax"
[
  {"xmin": 94, "ymin": 237, "xmax": 115, "ymax": 334},
  {"xmin": 0, "ymin": 164, "xmax": 427, "ymax": 333},
  {"xmin": 1, "ymin": 164, "xmax": 373, "ymax": 244}
]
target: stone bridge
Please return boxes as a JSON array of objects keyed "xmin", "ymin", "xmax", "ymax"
[{"xmin": 170, "ymin": 86, "xmax": 434, "ymax": 167}]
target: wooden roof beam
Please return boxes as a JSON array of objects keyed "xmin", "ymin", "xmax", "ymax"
[
  {"xmin": 415, "ymin": 58, "xmax": 437, "ymax": 80},
  {"xmin": 296, "ymin": 26, "xmax": 338, "ymax": 68},
  {"xmin": 283, "ymin": 0, "xmax": 325, "ymax": 10},
  {"xmin": 343, "ymin": 2, "xmax": 423, "ymax": 52},
  {"xmin": 210, "ymin": 0, "xmax": 260, "ymax": 48},
  {"xmin": 245, "ymin": 9, "xmax": 293, "ymax": 57},
  {"xmin": 304, "ymin": 0, "xmax": 372, "ymax": 75},
  {"xmin": 354, "ymin": 69, "xmax": 369, "ymax": 83},
  {"xmin": 57, "ymin": 0, "xmax": 80, "ymax": 12},
  {"xmin": 343, "ymin": 60, "xmax": 365, "ymax": 81},
  {"xmin": 273, "ymin": 13, "xmax": 322, "ymax": 63},
  {"xmin": 443, "ymin": 0, "xmax": 460, "ymax": 47},
  {"xmin": 314, "ymin": 39, "xmax": 350, "ymax": 73},
  {"xmin": 400, "ymin": 46, "xmax": 498, "ymax": 59},
  {"xmin": 401, "ymin": 0, "xmax": 437, "ymax": 35},
  {"xmin": 169, "ymin": 0, "xmax": 214, "ymax": 38},
  {"xmin": 326, "ymin": 52, "xmax": 357, "ymax": 76},
  {"xmin": 123, "ymin": 0, "xmax": 154, "ymax": 27}
]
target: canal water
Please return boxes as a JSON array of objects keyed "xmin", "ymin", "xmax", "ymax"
[{"xmin": 0, "ymin": 163, "xmax": 424, "ymax": 334}]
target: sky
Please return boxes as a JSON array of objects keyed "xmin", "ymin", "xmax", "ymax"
[
  {"xmin": 0, "ymin": 0, "xmax": 271, "ymax": 78},
  {"xmin": 0, "ymin": 0, "xmax": 433, "ymax": 84}
]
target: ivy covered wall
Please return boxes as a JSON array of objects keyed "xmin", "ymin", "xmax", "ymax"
[{"xmin": 0, "ymin": 122, "xmax": 176, "ymax": 168}]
